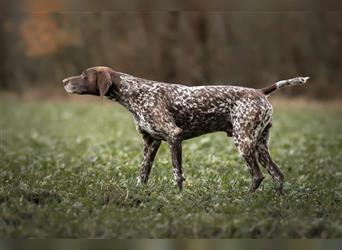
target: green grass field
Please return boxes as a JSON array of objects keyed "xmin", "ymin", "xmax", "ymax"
[{"xmin": 0, "ymin": 98, "xmax": 341, "ymax": 238}]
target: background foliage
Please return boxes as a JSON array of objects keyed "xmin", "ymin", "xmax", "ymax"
[{"xmin": 0, "ymin": 8, "xmax": 341, "ymax": 98}]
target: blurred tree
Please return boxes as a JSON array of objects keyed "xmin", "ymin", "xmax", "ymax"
[
  {"xmin": 0, "ymin": 10, "xmax": 341, "ymax": 99},
  {"xmin": 0, "ymin": 13, "xmax": 7, "ymax": 88},
  {"xmin": 160, "ymin": 11, "xmax": 180, "ymax": 82}
]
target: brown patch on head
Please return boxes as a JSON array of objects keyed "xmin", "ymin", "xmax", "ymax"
[
  {"xmin": 85, "ymin": 66, "xmax": 119, "ymax": 97},
  {"xmin": 63, "ymin": 66, "xmax": 120, "ymax": 97},
  {"xmin": 96, "ymin": 69, "xmax": 113, "ymax": 97}
]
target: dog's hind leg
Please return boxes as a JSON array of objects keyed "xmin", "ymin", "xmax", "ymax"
[
  {"xmin": 232, "ymin": 125, "xmax": 264, "ymax": 193},
  {"xmin": 256, "ymin": 124, "xmax": 284, "ymax": 194}
]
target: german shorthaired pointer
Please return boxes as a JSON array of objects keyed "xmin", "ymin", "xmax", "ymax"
[{"xmin": 63, "ymin": 66, "xmax": 309, "ymax": 193}]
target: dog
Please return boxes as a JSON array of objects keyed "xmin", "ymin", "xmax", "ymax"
[{"xmin": 63, "ymin": 66, "xmax": 309, "ymax": 193}]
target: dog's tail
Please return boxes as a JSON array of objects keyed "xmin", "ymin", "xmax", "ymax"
[{"xmin": 260, "ymin": 77, "xmax": 310, "ymax": 96}]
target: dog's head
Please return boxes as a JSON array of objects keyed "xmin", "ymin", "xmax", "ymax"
[{"xmin": 63, "ymin": 66, "xmax": 118, "ymax": 97}]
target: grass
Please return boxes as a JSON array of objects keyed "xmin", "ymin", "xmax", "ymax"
[{"xmin": 0, "ymin": 97, "xmax": 341, "ymax": 238}]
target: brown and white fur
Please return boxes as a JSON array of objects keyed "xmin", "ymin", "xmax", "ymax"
[{"xmin": 63, "ymin": 66, "xmax": 309, "ymax": 193}]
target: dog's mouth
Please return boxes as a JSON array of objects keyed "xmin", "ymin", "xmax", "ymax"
[{"xmin": 64, "ymin": 84, "xmax": 75, "ymax": 94}]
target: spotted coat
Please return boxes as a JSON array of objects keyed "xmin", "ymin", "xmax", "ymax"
[
  {"xmin": 105, "ymin": 71, "xmax": 309, "ymax": 193},
  {"xmin": 63, "ymin": 66, "xmax": 309, "ymax": 193}
]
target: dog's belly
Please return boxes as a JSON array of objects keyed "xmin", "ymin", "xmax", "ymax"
[
  {"xmin": 173, "ymin": 110, "xmax": 233, "ymax": 139},
  {"xmin": 167, "ymin": 88, "xmax": 236, "ymax": 139},
  {"xmin": 133, "ymin": 109, "xmax": 233, "ymax": 140}
]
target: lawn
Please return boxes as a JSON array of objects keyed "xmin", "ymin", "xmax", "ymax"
[{"xmin": 0, "ymin": 97, "xmax": 341, "ymax": 238}]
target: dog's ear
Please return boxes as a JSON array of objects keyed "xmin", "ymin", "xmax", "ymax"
[{"xmin": 97, "ymin": 71, "xmax": 113, "ymax": 97}]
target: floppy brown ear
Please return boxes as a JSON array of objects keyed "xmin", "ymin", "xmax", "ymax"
[{"xmin": 97, "ymin": 71, "xmax": 113, "ymax": 97}]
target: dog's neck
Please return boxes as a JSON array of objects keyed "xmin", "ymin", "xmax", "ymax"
[{"xmin": 105, "ymin": 87, "xmax": 120, "ymax": 102}]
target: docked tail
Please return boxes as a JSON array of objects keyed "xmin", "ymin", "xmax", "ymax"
[{"xmin": 261, "ymin": 77, "xmax": 310, "ymax": 96}]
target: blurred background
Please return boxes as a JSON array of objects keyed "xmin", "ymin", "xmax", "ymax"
[
  {"xmin": 0, "ymin": 1, "xmax": 341, "ymax": 241},
  {"xmin": 0, "ymin": 4, "xmax": 341, "ymax": 100}
]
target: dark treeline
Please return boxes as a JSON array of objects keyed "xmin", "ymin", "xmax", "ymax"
[{"xmin": 1, "ymin": 11, "xmax": 341, "ymax": 99}]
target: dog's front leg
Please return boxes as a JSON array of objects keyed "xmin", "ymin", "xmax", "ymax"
[
  {"xmin": 138, "ymin": 133, "xmax": 161, "ymax": 185},
  {"xmin": 167, "ymin": 127, "xmax": 185, "ymax": 191}
]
